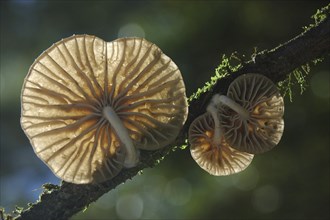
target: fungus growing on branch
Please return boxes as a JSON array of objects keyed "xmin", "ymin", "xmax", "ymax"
[
  {"xmin": 188, "ymin": 100, "xmax": 253, "ymax": 176},
  {"xmin": 20, "ymin": 35, "xmax": 188, "ymax": 184},
  {"xmin": 216, "ymin": 74, "xmax": 285, "ymax": 154}
]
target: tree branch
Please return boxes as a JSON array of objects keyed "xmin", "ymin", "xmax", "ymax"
[{"xmin": 14, "ymin": 5, "xmax": 330, "ymax": 220}]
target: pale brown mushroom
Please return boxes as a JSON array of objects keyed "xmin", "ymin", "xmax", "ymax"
[
  {"xmin": 215, "ymin": 74, "xmax": 284, "ymax": 154},
  {"xmin": 188, "ymin": 99, "xmax": 254, "ymax": 176},
  {"xmin": 20, "ymin": 35, "xmax": 188, "ymax": 184}
]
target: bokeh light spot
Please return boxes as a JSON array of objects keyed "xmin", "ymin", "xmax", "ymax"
[
  {"xmin": 232, "ymin": 165, "xmax": 259, "ymax": 191},
  {"xmin": 251, "ymin": 185, "xmax": 281, "ymax": 213},
  {"xmin": 118, "ymin": 23, "xmax": 145, "ymax": 38},
  {"xmin": 164, "ymin": 178, "xmax": 192, "ymax": 206},
  {"xmin": 116, "ymin": 193, "xmax": 144, "ymax": 220}
]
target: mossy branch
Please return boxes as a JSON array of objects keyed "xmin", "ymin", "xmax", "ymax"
[{"xmin": 11, "ymin": 4, "xmax": 330, "ymax": 220}]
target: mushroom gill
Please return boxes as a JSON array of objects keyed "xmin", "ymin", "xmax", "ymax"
[
  {"xmin": 218, "ymin": 74, "xmax": 284, "ymax": 154},
  {"xmin": 20, "ymin": 35, "xmax": 188, "ymax": 184},
  {"xmin": 189, "ymin": 112, "xmax": 254, "ymax": 176}
]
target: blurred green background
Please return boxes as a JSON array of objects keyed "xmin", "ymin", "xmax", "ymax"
[{"xmin": 0, "ymin": 1, "xmax": 329, "ymax": 219}]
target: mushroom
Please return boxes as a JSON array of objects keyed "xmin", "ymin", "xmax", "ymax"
[
  {"xmin": 214, "ymin": 74, "xmax": 284, "ymax": 154},
  {"xmin": 188, "ymin": 97, "xmax": 254, "ymax": 176},
  {"xmin": 20, "ymin": 35, "xmax": 188, "ymax": 184}
]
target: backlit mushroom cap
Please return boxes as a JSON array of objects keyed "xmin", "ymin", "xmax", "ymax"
[
  {"xmin": 189, "ymin": 113, "xmax": 254, "ymax": 176},
  {"xmin": 219, "ymin": 74, "xmax": 284, "ymax": 154},
  {"xmin": 21, "ymin": 35, "xmax": 188, "ymax": 184}
]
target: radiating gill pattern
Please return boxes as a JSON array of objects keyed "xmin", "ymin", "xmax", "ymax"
[
  {"xmin": 21, "ymin": 35, "xmax": 188, "ymax": 183},
  {"xmin": 219, "ymin": 74, "xmax": 284, "ymax": 154},
  {"xmin": 189, "ymin": 113, "xmax": 253, "ymax": 176}
]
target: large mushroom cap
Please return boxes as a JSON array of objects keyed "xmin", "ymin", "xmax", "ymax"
[
  {"xmin": 219, "ymin": 74, "xmax": 284, "ymax": 154},
  {"xmin": 189, "ymin": 113, "xmax": 254, "ymax": 176},
  {"xmin": 21, "ymin": 35, "xmax": 188, "ymax": 184}
]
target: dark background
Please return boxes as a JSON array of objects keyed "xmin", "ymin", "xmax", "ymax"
[{"xmin": 0, "ymin": 1, "xmax": 329, "ymax": 219}]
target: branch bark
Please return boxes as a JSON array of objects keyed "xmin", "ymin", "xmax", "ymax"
[{"xmin": 15, "ymin": 5, "xmax": 330, "ymax": 220}]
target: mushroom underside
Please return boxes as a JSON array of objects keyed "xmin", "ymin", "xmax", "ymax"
[
  {"xmin": 21, "ymin": 35, "xmax": 188, "ymax": 183},
  {"xmin": 189, "ymin": 113, "xmax": 254, "ymax": 176},
  {"xmin": 219, "ymin": 74, "xmax": 285, "ymax": 154}
]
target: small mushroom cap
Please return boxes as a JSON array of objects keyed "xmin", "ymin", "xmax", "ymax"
[
  {"xmin": 219, "ymin": 74, "xmax": 284, "ymax": 154},
  {"xmin": 21, "ymin": 35, "xmax": 188, "ymax": 184},
  {"xmin": 189, "ymin": 113, "xmax": 254, "ymax": 176}
]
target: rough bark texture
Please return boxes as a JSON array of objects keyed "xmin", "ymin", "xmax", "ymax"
[{"xmin": 14, "ymin": 6, "xmax": 330, "ymax": 220}]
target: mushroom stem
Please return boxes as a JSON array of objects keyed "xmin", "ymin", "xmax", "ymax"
[
  {"xmin": 206, "ymin": 101, "xmax": 222, "ymax": 146},
  {"xmin": 102, "ymin": 106, "xmax": 139, "ymax": 168},
  {"xmin": 216, "ymin": 95, "xmax": 249, "ymax": 120}
]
